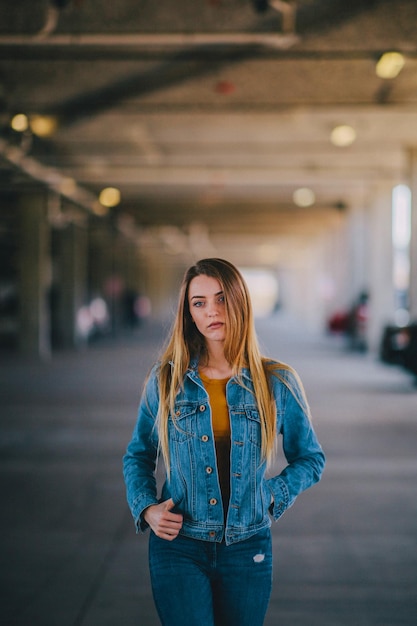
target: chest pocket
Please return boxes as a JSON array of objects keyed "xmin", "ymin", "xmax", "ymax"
[
  {"xmin": 169, "ymin": 403, "xmax": 197, "ymax": 443},
  {"xmin": 245, "ymin": 407, "xmax": 262, "ymax": 447}
]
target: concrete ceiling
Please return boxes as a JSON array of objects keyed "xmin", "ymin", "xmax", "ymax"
[{"xmin": 1, "ymin": 0, "xmax": 417, "ymax": 265}]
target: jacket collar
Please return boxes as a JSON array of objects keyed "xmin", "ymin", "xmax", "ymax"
[{"xmin": 187, "ymin": 357, "xmax": 252, "ymax": 382}]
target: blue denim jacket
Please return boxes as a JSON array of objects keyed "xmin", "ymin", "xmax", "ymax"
[{"xmin": 123, "ymin": 359, "xmax": 325, "ymax": 546}]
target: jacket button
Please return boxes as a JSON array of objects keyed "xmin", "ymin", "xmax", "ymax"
[
  {"xmin": 201, "ymin": 435, "xmax": 209, "ymax": 442},
  {"xmin": 199, "ymin": 405, "xmax": 205, "ymax": 412},
  {"xmin": 209, "ymin": 498, "xmax": 217, "ymax": 506},
  {"xmin": 175, "ymin": 410, "xmax": 181, "ymax": 417},
  {"xmin": 206, "ymin": 467, "xmax": 213, "ymax": 474},
  {"xmin": 209, "ymin": 531, "xmax": 216, "ymax": 538}
]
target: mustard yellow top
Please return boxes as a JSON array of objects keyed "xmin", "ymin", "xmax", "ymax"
[{"xmin": 199, "ymin": 371, "xmax": 231, "ymax": 516}]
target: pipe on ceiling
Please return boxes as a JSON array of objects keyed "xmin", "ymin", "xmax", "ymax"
[{"xmin": 0, "ymin": 32, "xmax": 299, "ymax": 50}]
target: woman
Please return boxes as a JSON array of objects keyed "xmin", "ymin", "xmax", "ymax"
[{"xmin": 123, "ymin": 258, "xmax": 325, "ymax": 626}]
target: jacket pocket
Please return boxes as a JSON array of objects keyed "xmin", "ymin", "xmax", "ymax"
[
  {"xmin": 168, "ymin": 403, "xmax": 197, "ymax": 443},
  {"xmin": 245, "ymin": 407, "xmax": 262, "ymax": 448}
]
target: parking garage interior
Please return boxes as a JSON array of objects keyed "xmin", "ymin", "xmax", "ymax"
[{"xmin": 1, "ymin": 2, "xmax": 417, "ymax": 625}]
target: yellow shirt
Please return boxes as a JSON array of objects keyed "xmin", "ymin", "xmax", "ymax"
[{"xmin": 199, "ymin": 371, "xmax": 231, "ymax": 515}]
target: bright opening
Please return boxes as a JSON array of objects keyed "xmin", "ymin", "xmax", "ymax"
[
  {"xmin": 392, "ymin": 184, "xmax": 411, "ymax": 324},
  {"xmin": 240, "ymin": 268, "xmax": 279, "ymax": 318}
]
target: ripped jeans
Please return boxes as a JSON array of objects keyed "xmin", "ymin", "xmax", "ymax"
[{"xmin": 149, "ymin": 528, "xmax": 272, "ymax": 626}]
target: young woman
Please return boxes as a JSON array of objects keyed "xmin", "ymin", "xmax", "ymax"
[{"xmin": 123, "ymin": 258, "xmax": 325, "ymax": 626}]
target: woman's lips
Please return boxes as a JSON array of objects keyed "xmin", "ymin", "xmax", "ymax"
[{"xmin": 208, "ymin": 322, "xmax": 223, "ymax": 329}]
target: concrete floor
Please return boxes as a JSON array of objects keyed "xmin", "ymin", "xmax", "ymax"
[{"xmin": 1, "ymin": 315, "xmax": 416, "ymax": 626}]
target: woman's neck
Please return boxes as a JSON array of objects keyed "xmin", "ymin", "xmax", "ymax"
[{"xmin": 200, "ymin": 343, "xmax": 233, "ymax": 379}]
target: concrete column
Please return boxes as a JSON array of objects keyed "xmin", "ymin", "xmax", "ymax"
[
  {"xmin": 140, "ymin": 250, "xmax": 185, "ymax": 321},
  {"xmin": 346, "ymin": 202, "xmax": 370, "ymax": 307},
  {"xmin": 18, "ymin": 189, "xmax": 51, "ymax": 358},
  {"xmin": 366, "ymin": 184, "xmax": 396, "ymax": 351},
  {"xmin": 54, "ymin": 220, "xmax": 88, "ymax": 348},
  {"xmin": 277, "ymin": 236, "xmax": 327, "ymax": 333},
  {"xmin": 409, "ymin": 149, "xmax": 417, "ymax": 319},
  {"xmin": 320, "ymin": 211, "xmax": 350, "ymax": 318}
]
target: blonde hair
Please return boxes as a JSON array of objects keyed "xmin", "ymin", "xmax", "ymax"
[{"xmin": 156, "ymin": 258, "xmax": 299, "ymax": 472}]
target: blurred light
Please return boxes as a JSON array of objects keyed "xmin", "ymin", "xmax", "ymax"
[
  {"xmin": 76, "ymin": 306, "xmax": 93, "ymax": 338},
  {"xmin": 76, "ymin": 298, "xmax": 109, "ymax": 339},
  {"xmin": 392, "ymin": 184, "xmax": 411, "ymax": 249},
  {"xmin": 90, "ymin": 298, "xmax": 108, "ymax": 324},
  {"xmin": 330, "ymin": 125, "xmax": 356, "ymax": 147},
  {"xmin": 392, "ymin": 184, "xmax": 411, "ymax": 302},
  {"xmin": 376, "ymin": 52, "xmax": 405, "ymax": 79},
  {"xmin": 99, "ymin": 187, "xmax": 121, "ymax": 207},
  {"xmin": 293, "ymin": 187, "xmax": 315, "ymax": 207},
  {"xmin": 10, "ymin": 113, "xmax": 29, "ymax": 132},
  {"xmin": 394, "ymin": 309, "xmax": 410, "ymax": 327},
  {"xmin": 215, "ymin": 80, "xmax": 236, "ymax": 95},
  {"xmin": 30, "ymin": 115, "xmax": 58, "ymax": 137}
]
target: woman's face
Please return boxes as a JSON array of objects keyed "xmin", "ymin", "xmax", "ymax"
[{"xmin": 188, "ymin": 275, "xmax": 226, "ymax": 346}]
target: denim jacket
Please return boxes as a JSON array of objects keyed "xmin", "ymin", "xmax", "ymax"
[{"xmin": 123, "ymin": 359, "xmax": 325, "ymax": 546}]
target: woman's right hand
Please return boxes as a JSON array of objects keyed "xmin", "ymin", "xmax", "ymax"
[{"xmin": 143, "ymin": 498, "xmax": 183, "ymax": 541}]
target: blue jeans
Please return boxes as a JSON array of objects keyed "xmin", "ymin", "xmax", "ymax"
[{"xmin": 149, "ymin": 528, "xmax": 272, "ymax": 626}]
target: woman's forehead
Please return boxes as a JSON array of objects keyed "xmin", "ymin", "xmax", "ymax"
[{"xmin": 188, "ymin": 275, "xmax": 222, "ymax": 297}]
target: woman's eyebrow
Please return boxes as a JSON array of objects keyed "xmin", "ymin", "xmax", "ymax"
[{"xmin": 190, "ymin": 290, "xmax": 223, "ymax": 300}]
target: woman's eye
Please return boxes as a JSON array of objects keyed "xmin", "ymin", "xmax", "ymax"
[{"xmin": 193, "ymin": 301, "xmax": 204, "ymax": 307}]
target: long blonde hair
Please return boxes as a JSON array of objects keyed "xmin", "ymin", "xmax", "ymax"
[{"xmin": 156, "ymin": 258, "xmax": 296, "ymax": 471}]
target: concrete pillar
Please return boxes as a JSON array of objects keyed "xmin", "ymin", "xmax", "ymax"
[
  {"xmin": 276, "ymin": 236, "xmax": 327, "ymax": 333},
  {"xmin": 366, "ymin": 184, "xmax": 395, "ymax": 351},
  {"xmin": 18, "ymin": 189, "xmax": 51, "ymax": 358},
  {"xmin": 53, "ymin": 220, "xmax": 88, "ymax": 348},
  {"xmin": 409, "ymin": 149, "xmax": 417, "ymax": 319},
  {"xmin": 320, "ymin": 211, "xmax": 350, "ymax": 319},
  {"xmin": 140, "ymin": 250, "xmax": 185, "ymax": 321},
  {"xmin": 346, "ymin": 202, "xmax": 370, "ymax": 307},
  {"xmin": 276, "ymin": 212, "xmax": 349, "ymax": 335}
]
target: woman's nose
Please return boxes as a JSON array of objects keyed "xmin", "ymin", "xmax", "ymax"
[{"xmin": 207, "ymin": 302, "xmax": 219, "ymax": 316}]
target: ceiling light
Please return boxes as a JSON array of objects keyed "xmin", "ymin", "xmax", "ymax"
[
  {"xmin": 293, "ymin": 187, "xmax": 315, "ymax": 207},
  {"xmin": 10, "ymin": 113, "xmax": 29, "ymax": 132},
  {"xmin": 330, "ymin": 125, "xmax": 356, "ymax": 147},
  {"xmin": 99, "ymin": 187, "xmax": 121, "ymax": 208},
  {"xmin": 30, "ymin": 115, "xmax": 58, "ymax": 137},
  {"xmin": 376, "ymin": 52, "xmax": 405, "ymax": 79}
]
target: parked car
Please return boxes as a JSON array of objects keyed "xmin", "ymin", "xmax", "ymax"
[{"xmin": 380, "ymin": 323, "xmax": 417, "ymax": 377}]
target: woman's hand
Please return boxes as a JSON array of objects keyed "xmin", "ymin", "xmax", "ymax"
[{"xmin": 144, "ymin": 498, "xmax": 183, "ymax": 541}]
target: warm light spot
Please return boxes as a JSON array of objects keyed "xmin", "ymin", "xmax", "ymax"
[
  {"xmin": 30, "ymin": 115, "xmax": 58, "ymax": 137},
  {"xmin": 99, "ymin": 187, "xmax": 121, "ymax": 207},
  {"xmin": 92, "ymin": 201, "xmax": 109, "ymax": 216},
  {"xmin": 376, "ymin": 52, "xmax": 405, "ymax": 79},
  {"xmin": 330, "ymin": 125, "xmax": 356, "ymax": 147},
  {"xmin": 293, "ymin": 187, "xmax": 315, "ymax": 207},
  {"xmin": 11, "ymin": 113, "xmax": 29, "ymax": 132}
]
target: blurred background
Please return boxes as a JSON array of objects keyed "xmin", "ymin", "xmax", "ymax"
[{"xmin": 0, "ymin": 0, "xmax": 416, "ymax": 364}]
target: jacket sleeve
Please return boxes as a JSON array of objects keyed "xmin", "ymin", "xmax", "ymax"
[
  {"xmin": 266, "ymin": 369, "xmax": 325, "ymax": 521},
  {"xmin": 123, "ymin": 367, "xmax": 161, "ymax": 532}
]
